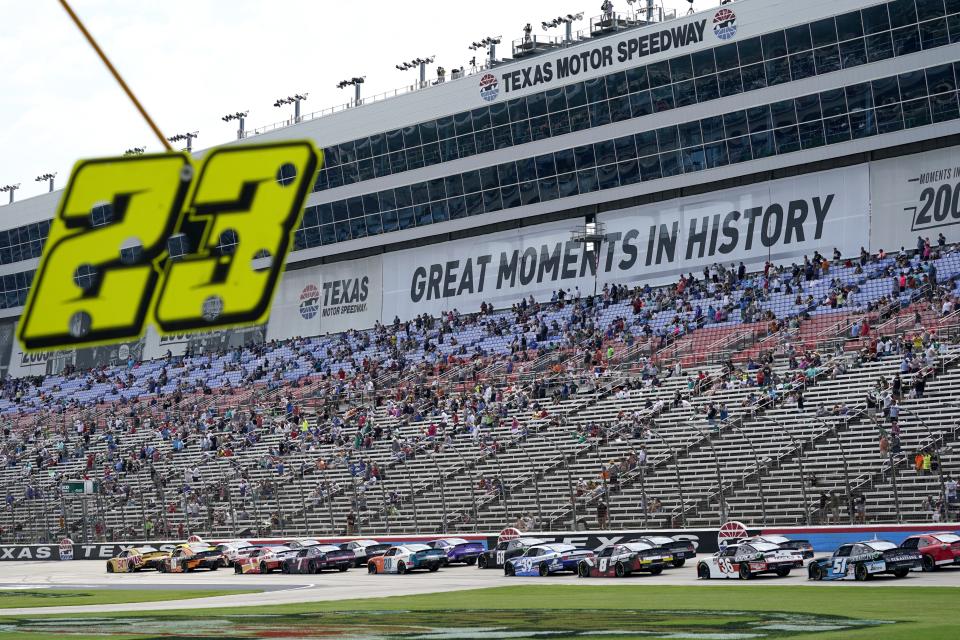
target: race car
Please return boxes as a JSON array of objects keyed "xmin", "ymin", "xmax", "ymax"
[
  {"xmin": 636, "ymin": 536, "xmax": 697, "ymax": 567},
  {"xmin": 900, "ymin": 532, "xmax": 960, "ymax": 571},
  {"xmin": 808, "ymin": 540, "xmax": 922, "ymax": 581},
  {"xmin": 577, "ymin": 541, "xmax": 672, "ymax": 577},
  {"xmin": 739, "ymin": 535, "xmax": 814, "ymax": 563},
  {"xmin": 105, "ymin": 546, "xmax": 169, "ymax": 573},
  {"xmin": 697, "ymin": 542, "xmax": 803, "ymax": 580},
  {"xmin": 158, "ymin": 543, "xmax": 222, "ymax": 573},
  {"xmin": 478, "ymin": 537, "xmax": 547, "ymax": 569},
  {"xmin": 340, "ymin": 539, "xmax": 393, "ymax": 568},
  {"xmin": 287, "ymin": 538, "xmax": 322, "ymax": 549},
  {"xmin": 283, "ymin": 544, "xmax": 355, "ymax": 574},
  {"xmin": 234, "ymin": 545, "xmax": 292, "ymax": 574},
  {"xmin": 504, "ymin": 542, "xmax": 593, "ymax": 576},
  {"xmin": 215, "ymin": 540, "xmax": 256, "ymax": 567},
  {"xmin": 367, "ymin": 544, "xmax": 446, "ymax": 574},
  {"xmin": 427, "ymin": 537, "xmax": 485, "ymax": 565}
]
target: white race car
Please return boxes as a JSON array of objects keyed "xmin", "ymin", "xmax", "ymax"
[
  {"xmin": 214, "ymin": 540, "xmax": 254, "ymax": 567},
  {"xmin": 697, "ymin": 542, "xmax": 803, "ymax": 580},
  {"xmin": 367, "ymin": 544, "xmax": 446, "ymax": 574}
]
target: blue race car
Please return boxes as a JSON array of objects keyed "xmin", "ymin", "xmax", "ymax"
[
  {"xmin": 504, "ymin": 542, "xmax": 593, "ymax": 576},
  {"xmin": 427, "ymin": 537, "xmax": 485, "ymax": 566},
  {"xmin": 808, "ymin": 540, "xmax": 921, "ymax": 581}
]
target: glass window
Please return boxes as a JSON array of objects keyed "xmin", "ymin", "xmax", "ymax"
[
  {"xmin": 839, "ymin": 38, "xmax": 867, "ymax": 67},
  {"xmin": 762, "ymin": 30, "xmax": 788, "ymax": 58},
  {"xmin": 606, "ymin": 71, "xmax": 628, "ymax": 96},
  {"xmin": 508, "ymin": 98, "xmax": 529, "ymax": 122},
  {"xmin": 824, "ymin": 115, "xmax": 851, "ymax": 143},
  {"xmin": 691, "ymin": 49, "xmax": 716, "ymax": 76},
  {"xmin": 626, "ymin": 66, "xmax": 649, "ymax": 92},
  {"xmin": 920, "ymin": 18, "xmax": 950, "ymax": 48},
  {"xmin": 618, "ymin": 159, "xmax": 641, "ymax": 185},
  {"xmin": 370, "ymin": 132, "xmax": 388, "ymax": 155},
  {"xmin": 704, "ymin": 141, "xmax": 729, "ymax": 168},
  {"xmin": 682, "ymin": 146, "xmax": 706, "ymax": 173},
  {"xmin": 814, "ymin": 45, "xmax": 842, "ymax": 73},
  {"xmin": 554, "ymin": 148, "xmax": 577, "ymax": 173},
  {"xmin": 917, "ymin": 0, "xmax": 947, "ymax": 21},
  {"xmin": 444, "ymin": 174, "xmax": 464, "ymax": 197},
  {"xmin": 630, "ymin": 91, "xmax": 653, "ymax": 117},
  {"xmin": 639, "ymin": 154, "xmax": 662, "ymax": 180},
  {"xmin": 775, "ymin": 125, "xmax": 801, "ymax": 153},
  {"xmin": 410, "ymin": 183, "xmax": 429, "ymax": 206},
  {"xmin": 820, "ymin": 87, "xmax": 848, "ymax": 116},
  {"xmin": 679, "ymin": 120, "xmax": 703, "ymax": 147},
  {"xmin": 519, "ymin": 180, "xmax": 540, "ymax": 206},
  {"xmin": 846, "ymin": 82, "xmax": 874, "ymax": 111},
  {"xmin": 673, "ymin": 80, "xmax": 697, "ymax": 107},
  {"xmin": 500, "ymin": 185, "xmax": 521, "ymax": 210},
  {"xmin": 701, "ymin": 115, "xmax": 725, "ymax": 142},
  {"xmin": 903, "ymin": 97, "xmax": 933, "ymax": 127},
  {"xmin": 651, "ymin": 85, "xmax": 675, "ymax": 112},
  {"xmin": 930, "ymin": 91, "xmax": 959, "ymax": 121},
  {"xmin": 549, "ymin": 111, "xmax": 572, "ymax": 136},
  {"xmin": 771, "ymin": 99, "xmax": 798, "ymax": 127},
  {"xmin": 737, "ymin": 36, "xmax": 763, "ymax": 65},
  {"xmin": 589, "ymin": 101, "xmax": 612, "ymax": 126},
  {"xmin": 636, "ymin": 130, "xmax": 658, "ymax": 156},
  {"xmin": 790, "ymin": 52, "xmax": 816, "ymax": 80},
  {"xmin": 530, "ymin": 115, "xmax": 551, "ymax": 141},
  {"xmin": 714, "ymin": 43, "xmax": 739, "ymax": 71},
  {"xmin": 397, "ymin": 207, "xmax": 415, "ymax": 230},
  {"xmin": 850, "ymin": 108, "xmax": 878, "ymax": 138},
  {"xmin": 362, "ymin": 192, "xmax": 381, "ymax": 214},
  {"xmin": 526, "ymin": 92, "xmax": 547, "ymax": 117},
  {"xmin": 569, "ymin": 105, "xmax": 591, "ymax": 131},
  {"xmin": 365, "ymin": 214, "xmax": 382, "ymax": 235},
  {"xmin": 877, "ymin": 104, "xmax": 905, "ymax": 133},
  {"xmin": 483, "ymin": 189, "xmax": 503, "ymax": 213},
  {"xmin": 598, "ymin": 163, "xmax": 619, "ymax": 189},
  {"xmin": 565, "ymin": 82, "xmax": 587, "ymax": 108},
  {"xmin": 811, "ymin": 17, "xmax": 838, "ymax": 47},
  {"xmin": 927, "ymin": 63, "xmax": 957, "ymax": 93},
  {"xmin": 660, "ymin": 151, "xmax": 682, "ymax": 177},
  {"xmin": 574, "ymin": 144, "xmax": 596, "ymax": 169},
  {"xmin": 727, "ymin": 136, "xmax": 752, "ymax": 163},
  {"xmin": 723, "ymin": 110, "xmax": 748, "ymax": 137},
  {"xmin": 472, "ymin": 107, "xmax": 492, "ymax": 131},
  {"xmin": 718, "ymin": 69, "xmax": 743, "ymax": 97},
  {"xmin": 872, "ymin": 75, "xmax": 902, "ymax": 105},
  {"xmin": 750, "ymin": 131, "xmax": 776, "ymax": 159},
  {"xmin": 609, "ymin": 95, "xmax": 632, "ymax": 122},
  {"xmin": 866, "ymin": 32, "xmax": 895, "ymax": 61},
  {"xmin": 595, "ymin": 139, "xmax": 616, "ymax": 166},
  {"xmin": 492, "ymin": 126, "xmax": 512, "ymax": 150},
  {"xmin": 546, "ymin": 87, "xmax": 567, "ymax": 113},
  {"xmin": 516, "ymin": 157, "xmax": 536, "ymax": 182},
  {"xmin": 575, "ymin": 169, "xmax": 597, "ymax": 194},
  {"xmin": 498, "ymin": 161, "xmax": 519, "ymax": 185},
  {"xmin": 656, "ymin": 126, "xmax": 680, "ymax": 152},
  {"xmin": 747, "ymin": 105, "xmax": 773, "ymax": 133},
  {"xmin": 889, "ymin": 0, "xmax": 919, "ymax": 27},
  {"xmin": 799, "ymin": 121, "xmax": 826, "ymax": 148},
  {"xmin": 414, "ymin": 204, "xmax": 432, "ymax": 227},
  {"xmin": 900, "ymin": 69, "xmax": 929, "ymax": 99},
  {"xmin": 333, "ymin": 200, "xmax": 350, "ymax": 221},
  {"xmin": 355, "ymin": 136, "xmax": 372, "ymax": 160},
  {"xmin": 402, "ymin": 125, "xmax": 421, "ymax": 147},
  {"xmin": 462, "ymin": 169, "xmax": 482, "ymax": 193},
  {"xmin": 862, "ymin": 4, "xmax": 892, "ymax": 35},
  {"xmin": 488, "ymin": 103, "xmax": 509, "ymax": 128},
  {"xmin": 836, "ymin": 10, "xmax": 865, "ymax": 40},
  {"xmin": 669, "ymin": 55, "xmax": 694, "ymax": 82},
  {"xmin": 765, "ymin": 56, "xmax": 791, "ymax": 85},
  {"xmin": 334, "ymin": 221, "xmax": 351, "ymax": 241},
  {"xmin": 585, "ymin": 76, "xmax": 608, "ymax": 102},
  {"xmin": 511, "ymin": 121, "xmax": 532, "ymax": 145},
  {"xmin": 466, "ymin": 192, "xmax": 485, "ymax": 215},
  {"xmin": 696, "ymin": 74, "xmax": 721, "ymax": 101},
  {"xmin": 786, "ymin": 24, "xmax": 813, "ymax": 53},
  {"xmin": 454, "ymin": 111, "xmax": 473, "ymax": 136},
  {"xmin": 892, "ymin": 25, "xmax": 922, "ymax": 54},
  {"xmin": 647, "ymin": 61, "xmax": 671, "ymax": 88},
  {"xmin": 614, "ymin": 135, "xmax": 638, "ymax": 161}
]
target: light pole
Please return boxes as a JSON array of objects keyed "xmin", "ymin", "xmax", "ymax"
[
  {"xmin": 0, "ymin": 184, "xmax": 19, "ymax": 205},
  {"xmin": 400, "ymin": 458, "xmax": 420, "ymax": 534},
  {"xmin": 541, "ymin": 12, "xmax": 584, "ymax": 44},
  {"xmin": 222, "ymin": 111, "xmax": 249, "ymax": 140},
  {"xmin": 396, "ymin": 56, "xmax": 435, "ymax": 88},
  {"xmin": 427, "ymin": 449, "xmax": 448, "ymax": 534},
  {"xmin": 35, "ymin": 173, "xmax": 56, "ymax": 193},
  {"xmin": 167, "ymin": 132, "xmax": 198, "ymax": 153},
  {"xmin": 645, "ymin": 427, "xmax": 686, "ymax": 527},
  {"xmin": 449, "ymin": 443, "xmax": 479, "ymax": 532},
  {"xmin": 571, "ymin": 221, "xmax": 606, "ymax": 297},
  {"xmin": 335, "ymin": 78, "xmax": 365, "ymax": 106},
  {"xmin": 468, "ymin": 37, "xmax": 502, "ymax": 68},
  {"xmin": 514, "ymin": 438, "xmax": 543, "ymax": 527},
  {"xmin": 813, "ymin": 417, "xmax": 854, "ymax": 525},
  {"xmin": 877, "ymin": 410, "xmax": 903, "ymax": 523},
  {"xmin": 724, "ymin": 420, "xmax": 768, "ymax": 526},
  {"xmin": 764, "ymin": 414, "xmax": 812, "ymax": 525},
  {"xmin": 274, "ymin": 94, "xmax": 308, "ymax": 123},
  {"xmin": 688, "ymin": 419, "xmax": 726, "ymax": 524}
]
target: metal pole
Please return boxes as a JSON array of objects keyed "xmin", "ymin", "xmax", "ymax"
[
  {"xmin": 346, "ymin": 463, "xmax": 361, "ymax": 537},
  {"xmin": 297, "ymin": 471, "xmax": 309, "ymax": 536},
  {"xmin": 81, "ymin": 499, "xmax": 89, "ymax": 543},
  {"xmin": 321, "ymin": 468, "xmax": 335, "ymax": 535},
  {"xmin": 376, "ymin": 472, "xmax": 390, "ymax": 534},
  {"xmin": 688, "ymin": 420, "xmax": 726, "ymax": 524},
  {"xmin": 901, "ymin": 408, "xmax": 949, "ymax": 521},
  {"xmin": 402, "ymin": 459, "xmax": 420, "ymax": 534},
  {"xmin": 136, "ymin": 475, "xmax": 147, "ymax": 539},
  {"xmin": 182, "ymin": 492, "xmax": 191, "ymax": 538},
  {"xmin": 878, "ymin": 413, "xmax": 902, "ymax": 523},
  {"xmin": 727, "ymin": 421, "xmax": 767, "ymax": 526},
  {"xmin": 647, "ymin": 428, "xmax": 686, "ymax": 528},
  {"xmin": 815, "ymin": 419, "xmax": 854, "ymax": 525},
  {"xmin": 515, "ymin": 439, "xmax": 543, "ymax": 527},
  {"xmin": 450, "ymin": 444, "xmax": 478, "ymax": 533},
  {"xmin": 492, "ymin": 452, "xmax": 510, "ymax": 524},
  {"xmin": 767, "ymin": 415, "xmax": 812, "ymax": 526},
  {"xmin": 594, "ymin": 436, "xmax": 608, "ymax": 527},
  {"xmin": 428, "ymin": 451, "xmax": 448, "ymax": 534}
]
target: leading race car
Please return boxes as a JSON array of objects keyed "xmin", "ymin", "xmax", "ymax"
[
  {"xmin": 808, "ymin": 540, "xmax": 922, "ymax": 581},
  {"xmin": 697, "ymin": 542, "xmax": 803, "ymax": 580},
  {"xmin": 235, "ymin": 545, "xmax": 292, "ymax": 574},
  {"xmin": 106, "ymin": 546, "xmax": 169, "ymax": 573},
  {"xmin": 283, "ymin": 544, "xmax": 355, "ymax": 574},
  {"xmin": 900, "ymin": 532, "xmax": 960, "ymax": 571},
  {"xmin": 367, "ymin": 544, "xmax": 446, "ymax": 574},
  {"xmin": 635, "ymin": 536, "xmax": 697, "ymax": 567},
  {"xmin": 159, "ymin": 543, "xmax": 222, "ymax": 573},
  {"xmin": 577, "ymin": 541, "xmax": 672, "ymax": 577},
  {"xmin": 504, "ymin": 542, "xmax": 593, "ymax": 577},
  {"xmin": 340, "ymin": 539, "xmax": 393, "ymax": 568},
  {"xmin": 739, "ymin": 535, "xmax": 814, "ymax": 564},
  {"xmin": 478, "ymin": 537, "xmax": 547, "ymax": 569},
  {"xmin": 427, "ymin": 537, "xmax": 485, "ymax": 566}
]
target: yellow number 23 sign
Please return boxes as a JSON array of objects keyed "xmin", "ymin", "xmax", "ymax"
[{"xmin": 18, "ymin": 141, "xmax": 321, "ymax": 352}]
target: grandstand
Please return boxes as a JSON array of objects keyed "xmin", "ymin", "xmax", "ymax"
[{"xmin": 3, "ymin": 0, "xmax": 960, "ymax": 543}]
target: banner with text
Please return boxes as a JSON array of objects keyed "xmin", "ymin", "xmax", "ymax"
[
  {"xmin": 266, "ymin": 255, "xmax": 383, "ymax": 342},
  {"xmin": 870, "ymin": 145, "xmax": 960, "ymax": 251}
]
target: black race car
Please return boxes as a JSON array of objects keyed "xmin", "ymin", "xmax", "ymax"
[
  {"xmin": 283, "ymin": 544, "xmax": 355, "ymax": 574},
  {"xmin": 808, "ymin": 540, "xmax": 921, "ymax": 581},
  {"xmin": 740, "ymin": 535, "xmax": 814, "ymax": 565},
  {"xmin": 339, "ymin": 539, "xmax": 393, "ymax": 568},
  {"xmin": 477, "ymin": 537, "xmax": 547, "ymax": 569},
  {"xmin": 635, "ymin": 536, "xmax": 697, "ymax": 567}
]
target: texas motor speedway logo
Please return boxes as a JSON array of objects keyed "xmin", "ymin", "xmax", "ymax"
[{"xmin": 713, "ymin": 8, "xmax": 737, "ymax": 40}]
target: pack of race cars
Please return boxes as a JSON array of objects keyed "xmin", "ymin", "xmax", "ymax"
[{"xmin": 103, "ymin": 531, "xmax": 960, "ymax": 582}]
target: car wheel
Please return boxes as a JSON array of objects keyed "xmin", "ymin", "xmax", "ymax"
[
  {"xmin": 478, "ymin": 555, "xmax": 488, "ymax": 569},
  {"xmin": 538, "ymin": 562, "xmax": 549, "ymax": 577},
  {"xmin": 614, "ymin": 562, "xmax": 626, "ymax": 578},
  {"xmin": 922, "ymin": 555, "xmax": 936, "ymax": 572},
  {"xmin": 260, "ymin": 562, "xmax": 268, "ymax": 574},
  {"xmin": 128, "ymin": 563, "xmax": 136, "ymax": 573},
  {"xmin": 209, "ymin": 563, "xmax": 218, "ymax": 572},
  {"xmin": 697, "ymin": 563, "xmax": 710, "ymax": 579},
  {"xmin": 505, "ymin": 563, "xmax": 515, "ymax": 576},
  {"xmin": 429, "ymin": 563, "xmax": 439, "ymax": 572},
  {"xmin": 465, "ymin": 557, "xmax": 477, "ymax": 566},
  {"xmin": 893, "ymin": 566, "xmax": 910, "ymax": 578},
  {"xmin": 397, "ymin": 562, "xmax": 407, "ymax": 575},
  {"xmin": 649, "ymin": 567, "xmax": 663, "ymax": 576},
  {"xmin": 181, "ymin": 560, "xmax": 190, "ymax": 573},
  {"xmin": 338, "ymin": 565, "xmax": 348, "ymax": 572},
  {"xmin": 159, "ymin": 563, "xmax": 166, "ymax": 573},
  {"xmin": 106, "ymin": 563, "xmax": 114, "ymax": 573},
  {"xmin": 854, "ymin": 564, "xmax": 869, "ymax": 581},
  {"xmin": 577, "ymin": 561, "xmax": 590, "ymax": 578},
  {"xmin": 776, "ymin": 566, "xmax": 791, "ymax": 577},
  {"xmin": 368, "ymin": 563, "xmax": 377, "ymax": 574},
  {"xmin": 738, "ymin": 563, "xmax": 752, "ymax": 580},
  {"xmin": 306, "ymin": 560, "xmax": 316, "ymax": 574},
  {"xmin": 281, "ymin": 562, "xmax": 289, "ymax": 574},
  {"xmin": 234, "ymin": 564, "xmax": 242, "ymax": 574},
  {"xmin": 672, "ymin": 558, "xmax": 686, "ymax": 568},
  {"xmin": 220, "ymin": 558, "xmax": 229, "ymax": 568}
]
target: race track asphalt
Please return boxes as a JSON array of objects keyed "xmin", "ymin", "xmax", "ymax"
[{"xmin": 0, "ymin": 559, "xmax": 955, "ymax": 616}]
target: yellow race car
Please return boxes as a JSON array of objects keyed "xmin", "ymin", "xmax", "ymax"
[
  {"xmin": 106, "ymin": 546, "xmax": 170, "ymax": 573},
  {"xmin": 158, "ymin": 542, "xmax": 222, "ymax": 573}
]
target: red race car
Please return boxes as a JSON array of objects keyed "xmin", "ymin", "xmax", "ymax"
[
  {"xmin": 235, "ymin": 545, "xmax": 292, "ymax": 574},
  {"xmin": 901, "ymin": 532, "xmax": 960, "ymax": 571}
]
